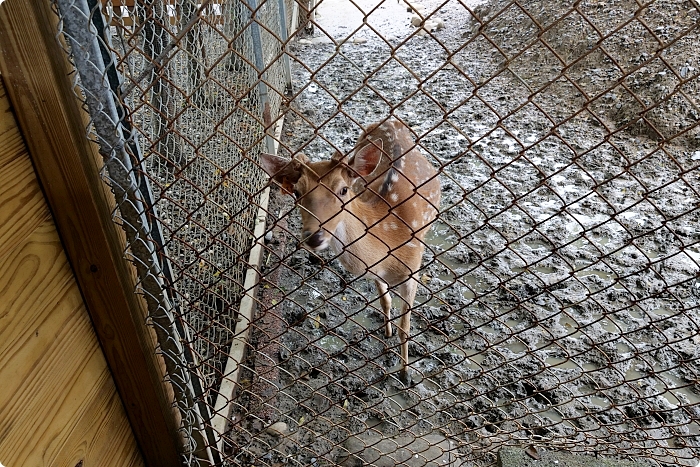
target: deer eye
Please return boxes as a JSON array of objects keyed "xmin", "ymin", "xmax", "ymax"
[{"xmin": 338, "ymin": 186, "xmax": 348, "ymax": 197}]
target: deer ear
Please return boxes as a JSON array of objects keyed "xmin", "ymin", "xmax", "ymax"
[
  {"xmin": 351, "ymin": 140, "xmax": 383, "ymax": 177},
  {"xmin": 259, "ymin": 152, "xmax": 305, "ymax": 195}
]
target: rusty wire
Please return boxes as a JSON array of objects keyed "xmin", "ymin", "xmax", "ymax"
[{"xmin": 54, "ymin": 0, "xmax": 699, "ymax": 465}]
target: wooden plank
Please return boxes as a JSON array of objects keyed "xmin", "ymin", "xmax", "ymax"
[
  {"xmin": 0, "ymin": 221, "xmax": 73, "ymax": 362},
  {"xmin": 0, "ymin": 81, "xmax": 20, "ymax": 134},
  {"xmin": 212, "ymin": 187, "xmax": 269, "ymax": 443},
  {"xmin": 0, "ymin": 3, "xmax": 183, "ymax": 466},
  {"xmin": 211, "ymin": 116, "xmax": 283, "ymax": 445},
  {"xmin": 0, "ymin": 105, "xmax": 52, "ymax": 259},
  {"xmin": 0, "ymin": 147, "xmax": 51, "ymax": 261},
  {"xmin": 0, "ymin": 220, "xmax": 144, "ymax": 467},
  {"xmin": 57, "ymin": 376, "xmax": 145, "ymax": 467}
]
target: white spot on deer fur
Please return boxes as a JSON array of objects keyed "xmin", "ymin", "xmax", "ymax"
[
  {"xmin": 390, "ymin": 193, "xmax": 399, "ymax": 202},
  {"xmin": 335, "ymin": 220, "xmax": 346, "ymax": 238},
  {"xmin": 411, "ymin": 220, "xmax": 419, "ymax": 228},
  {"xmin": 390, "ymin": 222, "xmax": 398, "ymax": 230},
  {"xmin": 412, "ymin": 201, "xmax": 417, "ymax": 208},
  {"xmin": 407, "ymin": 241, "xmax": 417, "ymax": 248},
  {"xmin": 383, "ymin": 223, "xmax": 389, "ymax": 230},
  {"xmin": 390, "ymin": 173, "xmax": 399, "ymax": 183}
]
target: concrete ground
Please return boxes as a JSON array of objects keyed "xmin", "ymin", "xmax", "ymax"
[{"xmin": 497, "ymin": 447, "xmax": 656, "ymax": 467}]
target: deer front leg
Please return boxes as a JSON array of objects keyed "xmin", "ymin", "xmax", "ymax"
[
  {"xmin": 397, "ymin": 277, "xmax": 418, "ymax": 384},
  {"xmin": 375, "ymin": 280, "xmax": 393, "ymax": 337}
]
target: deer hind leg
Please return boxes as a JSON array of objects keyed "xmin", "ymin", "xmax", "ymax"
[
  {"xmin": 397, "ymin": 276, "xmax": 418, "ymax": 384},
  {"xmin": 375, "ymin": 279, "xmax": 393, "ymax": 337}
]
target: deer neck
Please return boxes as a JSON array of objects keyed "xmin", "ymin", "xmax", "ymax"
[
  {"xmin": 329, "ymin": 192, "xmax": 395, "ymax": 278},
  {"xmin": 333, "ymin": 198, "xmax": 367, "ymax": 253},
  {"xmin": 330, "ymin": 193, "xmax": 383, "ymax": 251}
]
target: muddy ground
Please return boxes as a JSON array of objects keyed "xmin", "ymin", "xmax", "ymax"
[{"xmin": 230, "ymin": 0, "xmax": 700, "ymax": 465}]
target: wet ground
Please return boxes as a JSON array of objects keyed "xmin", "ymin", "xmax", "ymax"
[{"xmin": 234, "ymin": 0, "xmax": 700, "ymax": 465}]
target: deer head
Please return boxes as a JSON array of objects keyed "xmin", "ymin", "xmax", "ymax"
[{"xmin": 260, "ymin": 141, "xmax": 384, "ymax": 251}]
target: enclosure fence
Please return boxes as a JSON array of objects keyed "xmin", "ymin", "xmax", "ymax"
[{"xmin": 53, "ymin": 0, "xmax": 700, "ymax": 465}]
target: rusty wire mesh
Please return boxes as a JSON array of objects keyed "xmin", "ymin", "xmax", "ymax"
[{"xmin": 55, "ymin": 0, "xmax": 700, "ymax": 465}]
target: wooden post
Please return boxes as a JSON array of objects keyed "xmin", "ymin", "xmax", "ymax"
[{"xmin": 0, "ymin": 1, "xmax": 183, "ymax": 466}]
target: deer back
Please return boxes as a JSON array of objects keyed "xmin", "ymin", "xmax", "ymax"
[{"xmin": 352, "ymin": 119, "xmax": 441, "ymax": 243}]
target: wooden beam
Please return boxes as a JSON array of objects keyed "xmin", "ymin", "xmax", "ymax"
[
  {"xmin": 0, "ymin": 2, "xmax": 182, "ymax": 466},
  {"xmin": 210, "ymin": 115, "xmax": 283, "ymax": 448}
]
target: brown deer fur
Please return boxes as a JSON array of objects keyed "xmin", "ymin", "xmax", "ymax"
[{"xmin": 260, "ymin": 119, "xmax": 440, "ymax": 383}]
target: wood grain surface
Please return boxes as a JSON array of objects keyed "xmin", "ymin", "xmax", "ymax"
[
  {"xmin": 0, "ymin": 77, "xmax": 144, "ymax": 467},
  {"xmin": 0, "ymin": 84, "xmax": 51, "ymax": 260},
  {"xmin": 0, "ymin": 1, "xmax": 184, "ymax": 465}
]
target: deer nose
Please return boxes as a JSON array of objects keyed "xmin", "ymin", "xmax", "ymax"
[{"xmin": 304, "ymin": 230, "xmax": 326, "ymax": 249}]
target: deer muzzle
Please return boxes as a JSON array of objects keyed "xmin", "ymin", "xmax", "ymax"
[{"xmin": 302, "ymin": 229, "xmax": 329, "ymax": 251}]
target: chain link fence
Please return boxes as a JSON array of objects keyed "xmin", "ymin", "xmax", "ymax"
[{"xmin": 53, "ymin": 0, "xmax": 700, "ymax": 465}]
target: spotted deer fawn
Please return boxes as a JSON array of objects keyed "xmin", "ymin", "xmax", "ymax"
[{"xmin": 260, "ymin": 119, "xmax": 441, "ymax": 383}]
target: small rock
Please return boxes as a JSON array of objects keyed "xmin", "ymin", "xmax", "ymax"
[
  {"xmin": 691, "ymin": 151, "xmax": 700, "ymax": 161},
  {"xmin": 421, "ymin": 18, "xmax": 445, "ymax": 32},
  {"xmin": 266, "ymin": 421, "xmax": 289, "ymax": 436},
  {"xmin": 352, "ymin": 37, "xmax": 367, "ymax": 44},
  {"xmin": 411, "ymin": 15, "xmax": 423, "ymax": 27},
  {"xmin": 406, "ymin": 1, "xmax": 425, "ymax": 13},
  {"xmin": 339, "ymin": 433, "xmax": 462, "ymax": 466},
  {"xmin": 525, "ymin": 445, "xmax": 540, "ymax": 460}
]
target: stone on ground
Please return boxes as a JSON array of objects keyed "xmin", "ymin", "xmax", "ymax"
[
  {"xmin": 497, "ymin": 447, "xmax": 655, "ymax": 467},
  {"xmin": 338, "ymin": 432, "xmax": 464, "ymax": 466}
]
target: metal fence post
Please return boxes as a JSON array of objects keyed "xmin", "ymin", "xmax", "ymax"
[
  {"xmin": 54, "ymin": 0, "xmax": 218, "ymax": 464},
  {"xmin": 277, "ymin": 0, "xmax": 293, "ymax": 93},
  {"xmin": 245, "ymin": 0, "xmax": 277, "ymax": 155}
]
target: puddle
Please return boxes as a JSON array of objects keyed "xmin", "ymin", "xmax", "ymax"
[
  {"xmin": 507, "ymin": 340, "xmax": 527, "ymax": 354},
  {"xmin": 651, "ymin": 306, "xmax": 677, "ymax": 317},
  {"xmin": 575, "ymin": 269, "xmax": 615, "ymax": 282},
  {"xmin": 316, "ymin": 335, "xmax": 347, "ymax": 354},
  {"xmin": 542, "ymin": 409, "xmax": 564, "ymax": 423},
  {"xmin": 425, "ymin": 221, "xmax": 459, "ymax": 252},
  {"xmin": 348, "ymin": 307, "xmax": 382, "ymax": 330},
  {"xmin": 557, "ymin": 314, "xmax": 584, "ymax": 338},
  {"xmin": 386, "ymin": 389, "xmax": 410, "ymax": 412},
  {"xmin": 590, "ymin": 395, "xmax": 612, "ymax": 409},
  {"xmin": 625, "ymin": 367, "xmax": 700, "ymax": 406},
  {"xmin": 513, "ymin": 265, "xmax": 558, "ymax": 276},
  {"xmin": 544, "ymin": 357, "xmax": 577, "ymax": 369},
  {"xmin": 522, "ymin": 239, "xmax": 552, "ymax": 251}
]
